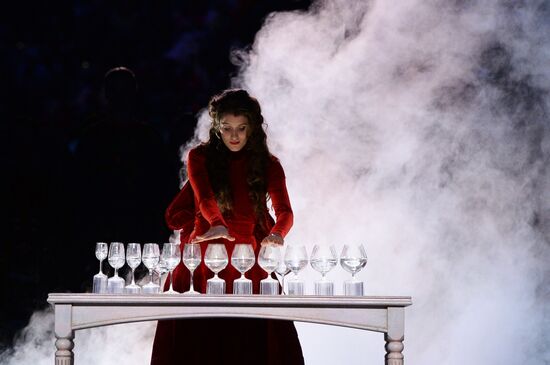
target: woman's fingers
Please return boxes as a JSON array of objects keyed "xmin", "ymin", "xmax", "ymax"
[
  {"xmin": 260, "ymin": 234, "xmax": 284, "ymax": 246},
  {"xmin": 191, "ymin": 232, "xmax": 235, "ymax": 244}
]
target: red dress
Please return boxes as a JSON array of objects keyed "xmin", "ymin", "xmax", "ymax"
[{"xmin": 151, "ymin": 145, "xmax": 304, "ymax": 365}]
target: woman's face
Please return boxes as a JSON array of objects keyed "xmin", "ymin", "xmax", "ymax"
[{"xmin": 219, "ymin": 113, "xmax": 250, "ymax": 152}]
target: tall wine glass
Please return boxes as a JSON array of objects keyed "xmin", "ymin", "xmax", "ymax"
[
  {"xmin": 283, "ymin": 244, "xmax": 308, "ymax": 295},
  {"xmin": 310, "ymin": 244, "xmax": 337, "ymax": 295},
  {"xmin": 92, "ymin": 242, "xmax": 108, "ymax": 293},
  {"xmin": 124, "ymin": 243, "xmax": 142, "ymax": 294},
  {"xmin": 155, "ymin": 259, "xmax": 169, "ymax": 290},
  {"xmin": 231, "ymin": 244, "xmax": 255, "ymax": 294},
  {"xmin": 340, "ymin": 244, "xmax": 368, "ymax": 296},
  {"xmin": 258, "ymin": 245, "xmax": 282, "ymax": 295},
  {"xmin": 142, "ymin": 243, "xmax": 160, "ymax": 294},
  {"xmin": 182, "ymin": 243, "xmax": 201, "ymax": 295},
  {"xmin": 274, "ymin": 258, "xmax": 290, "ymax": 295},
  {"xmin": 205, "ymin": 243, "xmax": 228, "ymax": 294},
  {"xmin": 161, "ymin": 242, "xmax": 181, "ymax": 294},
  {"xmin": 107, "ymin": 242, "xmax": 125, "ymax": 294}
]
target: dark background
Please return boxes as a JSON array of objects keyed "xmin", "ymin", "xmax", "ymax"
[{"xmin": 0, "ymin": 0, "xmax": 311, "ymax": 351}]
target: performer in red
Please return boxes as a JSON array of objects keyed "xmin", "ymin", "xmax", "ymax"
[{"xmin": 151, "ymin": 89, "xmax": 304, "ymax": 365}]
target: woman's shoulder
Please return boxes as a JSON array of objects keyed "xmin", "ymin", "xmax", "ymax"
[
  {"xmin": 188, "ymin": 144, "xmax": 208, "ymax": 159},
  {"xmin": 268, "ymin": 153, "xmax": 281, "ymax": 164},
  {"xmin": 267, "ymin": 153, "xmax": 285, "ymax": 177}
]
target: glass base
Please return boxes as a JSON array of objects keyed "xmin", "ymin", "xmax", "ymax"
[
  {"xmin": 124, "ymin": 284, "xmax": 141, "ymax": 294},
  {"xmin": 207, "ymin": 278, "xmax": 226, "ymax": 295},
  {"xmin": 182, "ymin": 289, "xmax": 201, "ymax": 295},
  {"xmin": 142, "ymin": 283, "xmax": 160, "ymax": 294},
  {"xmin": 164, "ymin": 288, "xmax": 180, "ymax": 295},
  {"xmin": 260, "ymin": 278, "xmax": 279, "ymax": 295},
  {"xmin": 287, "ymin": 280, "xmax": 304, "ymax": 296},
  {"xmin": 233, "ymin": 278, "xmax": 252, "ymax": 295},
  {"xmin": 314, "ymin": 280, "xmax": 334, "ymax": 296},
  {"xmin": 107, "ymin": 276, "xmax": 125, "ymax": 294},
  {"xmin": 344, "ymin": 280, "xmax": 364, "ymax": 296},
  {"xmin": 93, "ymin": 273, "xmax": 108, "ymax": 294}
]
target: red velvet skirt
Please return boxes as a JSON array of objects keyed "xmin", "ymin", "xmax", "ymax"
[{"xmin": 150, "ymin": 244, "xmax": 304, "ymax": 365}]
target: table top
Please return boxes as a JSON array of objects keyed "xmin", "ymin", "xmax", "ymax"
[{"xmin": 47, "ymin": 293, "xmax": 412, "ymax": 308}]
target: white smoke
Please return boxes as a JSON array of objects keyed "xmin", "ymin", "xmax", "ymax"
[
  {"xmin": 3, "ymin": 0, "xmax": 549, "ymax": 364},
  {"xmin": 223, "ymin": 0, "xmax": 548, "ymax": 363},
  {"xmin": 0, "ymin": 308, "xmax": 156, "ymax": 365}
]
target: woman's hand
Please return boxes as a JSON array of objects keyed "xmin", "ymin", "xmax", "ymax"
[
  {"xmin": 260, "ymin": 233, "xmax": 284, "ymax": 246},
  {"xmin": 191, "ymin": 225, "xmax": 235, "ymax": 244}
]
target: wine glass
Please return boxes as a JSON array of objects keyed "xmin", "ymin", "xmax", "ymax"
[
  {"xmin": 258, "ymin": 245, "xmax": 282, "ymax": 295},
  {"xmin": 92, "ymin": 242, "xmax": 108, "ymax": 293},
  {"xmin": 161, "ymin": 242, "xmax": 181, "ymax": 294},
  {"xmin": 310, "ymin": 244, "xmax": 337, "ymax": 295},
  {"xmin": 283, "ymin": 244, "xmax": 308, "ymax": 295},
  {"xmin": 340, "ymin": 244, "xmax": 368, "ymax": 296},
  {"xmin": 107, "ymin": 242, "xmax": 125, "ymax": 294},
  {"xmin": 231, "ymin": 244, "xmax": 255, "ymax": 294},
  {"xmin": 182, "ymin": 243, "xmax": 202, "ymax": 295},
  {"xmin": 155, "ymin": 259, "xmax": 169, "ymax": 290},
  {"xmin": 142, "ymin": 243, "xmax": 160, "ymax": 294},
  {"xmin": 124, "ymin": 243, "xmax": 142, "ymax": 294},
  {"xmin": 274, "ymin": 258, "xmax": 290, "ymax": 295},
  {"xmin": 204, "ymin": 243, "xmax": 228, "ymax": 294}
]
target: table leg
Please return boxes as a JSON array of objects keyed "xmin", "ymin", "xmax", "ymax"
[
  {"xmin": 385, "ymin": 307, "xmax": 405, "ymax": 365},
  {"xmin": 54, "ymin": 304, "xmax": 74, "ymax": 365},
  {"xmin": 385, "ymin": 333, "xmax": 404, "ymax": 365},
  {"xmin": 55, "ymin": 334, "xmax": 74, "ymax": 365}
]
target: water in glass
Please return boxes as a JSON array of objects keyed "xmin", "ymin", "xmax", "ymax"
[
  {"xmin": 142, "ymin": 243, "xmax": 160, "ymax": 294},
  {"xmin": 183, "ymin": 243, "xmax": 201, "ymax": 295}
]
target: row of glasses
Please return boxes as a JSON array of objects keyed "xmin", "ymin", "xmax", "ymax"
[
  {"xmin": 93, "ymin": 242, "xmax": 192, "ymax": 295},
  {"xmin": 204, "ymin": 243, "xmax": 280, "ymax": 295},
  {"xmin": 283, "ymin": 243, "xmax": 368, "ymax": 296},
  {"xmin": 94, "ymin": 241, "xmax": 367, "ymax": 296},
  {"xmin": 171, "ymin": 242, "xmax": 367, "ymax": 296}
]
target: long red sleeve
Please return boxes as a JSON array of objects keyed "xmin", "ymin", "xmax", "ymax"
[
  {"xmin": 186, "ymin": 146, "xmax": 227, "ymax": 228},
  {"xmin": 267, "ymin": 157, "xmax": 293, "ymax": 238},
  {"xmin": 164, "ymin": 180, "xmax": 195, "ymax": 231}
]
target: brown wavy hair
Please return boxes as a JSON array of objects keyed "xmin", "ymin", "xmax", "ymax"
[{"xmin": 204, "ymin": 89, "xmax": 271, "ymax": 221}]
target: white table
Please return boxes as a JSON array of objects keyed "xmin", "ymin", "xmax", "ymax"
[{"xmin": 47, "ymin": 294, "xmax": 412, "ymax": 365}]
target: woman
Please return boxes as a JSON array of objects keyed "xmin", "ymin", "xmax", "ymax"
[{"xmin": 151, "ymin": 89, "xmax": 304, "ymax": 365}]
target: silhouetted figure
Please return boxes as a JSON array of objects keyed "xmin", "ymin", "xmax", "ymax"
[{"xmin": 72, "ymin": 67, "xmax": 177, "ymax": 290}]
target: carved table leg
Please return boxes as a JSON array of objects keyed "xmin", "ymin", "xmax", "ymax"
[
  {"xmin": 54, "ymin": 304, "xmax": 74, "ymax": 365},
  {"xmin": 385, "ymin": 333, "xmax": 404, "ymax": 365},
  {"xmin": 385, "ymin": 307, "xmax": 405, "ymax": 365},
  {"xmin": 55, "ymin": 335, "xmax": 74, "ymax": 365}
]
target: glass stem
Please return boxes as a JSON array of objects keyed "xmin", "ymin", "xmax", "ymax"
[
  {"xmin": 114, "ymin": 268, "xmax": 118, "ymax": 277},
  {"xmin": 189, "ymin": 270, "xmax": 195, "ymax": 292},
  {"xmin": 149, "ymin": 269, "xmax": 153, "ymax": 284},
  {"xmin": 131, "ymin": 268, "xmax": 136, "ymax": 285},
  {"xmin": 98, "ymin": 259, "xmax": 103, "ymax": 275},
  {"xmin": 169, "ymin": 270, "xmax": 174, "ymax": 292}
]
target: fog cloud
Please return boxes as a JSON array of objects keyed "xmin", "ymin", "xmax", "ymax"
[{"xmin": 3, "ymin": 0, "xmax": 548, "ymax": 364}]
